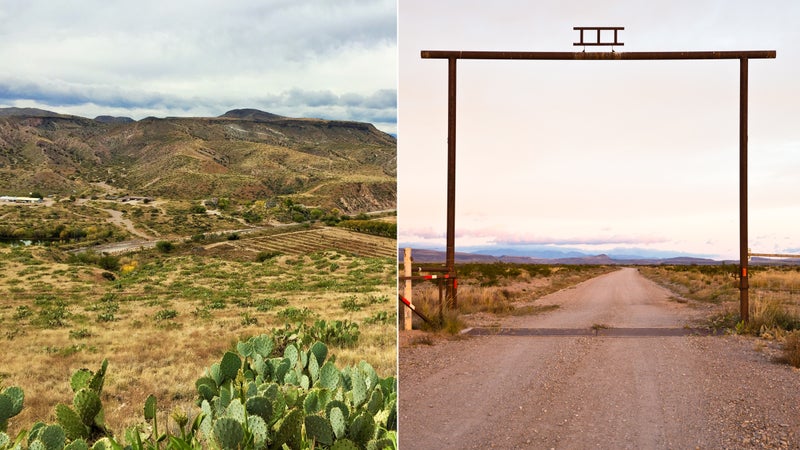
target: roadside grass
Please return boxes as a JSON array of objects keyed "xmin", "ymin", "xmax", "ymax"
[
  {"xmin": 780, "ymin": 331, "xmax": 800, "ymax": 368},
  {"xmin": 0, "ymin": 245, "xmax": 396, "ymax": 437},
  {"xmin": 641, "ymin": 264, "xmax": 800, "ymax": 366},
  {"xmin": 406, "ymin": 263, "xmax": 616, "ymax": 332}
]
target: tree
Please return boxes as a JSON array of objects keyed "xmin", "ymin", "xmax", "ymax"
[{"xmin": 156, "ymin": 241, "xmax": 174, "ymax": 253}]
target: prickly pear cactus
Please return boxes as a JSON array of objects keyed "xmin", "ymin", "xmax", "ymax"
[
  {"xmin": 330, "ymin": 438, "xmax": 360, "ymax": 450},
  {"xmin": 188, "ymin": 332, "xmax": 396, "ymax": 449},
  {"xmin": 56, "ymin": 404, "xmax": 89, "ymax": 441},
  {"xmin": 273, "ymin": 408, "xmax": 302, "ymax": 450},
  {"xmin": 0, "ymin": 386, "xmax": 24, "ymax": 432},
  {"xmin": 246, "ymin": 415, "xmax": 269, "ymax": 448},
  {"xmin": 73, "ymin": 389, "xmax": 102, "ymax": 426},
  {"xmin": 35, "ymin": 424, "xmax": 66, "ymax": 450},
  {"xmin": 63, "ymin": 439, "xmax": 89, "ymax": 450},
  {"xmin": 212, "ymin": 417, "xmax": 244, "ymax": 450},
  {"xmin": 348, "ymin": 411, "xmax": 376, "ymax": 449},
  {"xmin": 219, "ymin": 352, "xmax": 242, "ymax": 384},
  {"xmin": 304, "ymin": 414, "xmax": 334, "ymax": 446},
  {"xmin": 329, "ymin": 405, "xmax": 347, "ymax": 440}
]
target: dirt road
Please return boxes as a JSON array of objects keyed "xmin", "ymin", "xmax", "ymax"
[{"xmin": 399, "ymin": 268, "xmax": 800, "ymax": 449}]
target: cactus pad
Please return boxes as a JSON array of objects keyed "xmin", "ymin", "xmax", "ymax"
[
  {"xmin": 367, "ymin": 438, "xmax": 394, "ymax": 450},
  {"xmin": 63, "ymin": 439, "xmax": 89, "ymax": 450},
  {"xmin": 143, "ymin": 394, "xmax": 157, "ymax": 421},
  {"xmin": 366, "ymin": 389, "xmax": 384, "ymax": 416},
  {"xmin": 252, "ymin": 335, "xmax": 274, "ymax": 358},
  {"xmin": 284, "ymin": 344, "xmax": 299, "ymax": 366},
  {"xmin": 69, "ymin": 370, "xmax": 92, "ymax": 393},
  {"xmin": 91, "ymin": 437, "xmax": 113, "ymax": 450},
  {"xmin": 245, "ymin": 396, "xmax": 272, "ymax": 424},
  {"xmin": 329, "ymin": 406, "xmax": 346, "ymax": 440},
  {"xmin": 219, "ymin": 352, "xmax": 241, "ymax": 383},
  {"xmin": 350, "ymin": 370, "xmax": 367, "ymax": 408},
  {"xmin": 274, "ymin": 408, "xmax": 302, "ymax": 450},
  {"xmin": 38, "ymin": 424, "xmax": 66, "ymax": 450},
  {"xmin": 309, "ymin": 341, "xmax": 328, "ymax": 366},
  {"xmin": 275, "ymin": 359, "xmax": 291, "ymax": 384},
  {"xmin": 56, "ymin": 404, "xmax": 88, "ymax": 441},
  {"xmin": 2, "ymin": 387, "xmax": 23, "ymax": 417},
  {"xmin": 318, "ymin": 362, "xmax": 340, "ymax": 391},
  {"xmin": 236, "ymin": 341, "xmax": 253, "ymax": 358},
  {"xmin": 330, "ymin": 438, "xmax": 360, "ymax": 450},
  {"xmin": 0, "ymin": 395, "xmax": 12, "ymax": 426},
  {"xmin": 307, "ymin": 350, "xmax": 320, "ymax": 383},
  {"xmin": 246, "ymin": 415, "xmax": 269, "ymax": 447},
  {"xmin": 326, "ymin": 400, "xmax": 350, "ymax": 424},
  {"xmin": 348, "ymin": 411, "xmax": 376, "ymax": 448},
  {"xmin": 73, "ymin": 389, "xmax": 102, "ymax": 425},
  {"xmin": 358, "ymin": 361, "xmax": 378, "ymax": 392},
  {"xmin": 213, "ymin": 417, "xmax": 244, "ymax": 450},
  {"xmin": 304, "ymin": 414, "xmax": 334, "ymax": 446},
  {"xmin": 225, "ymin": 398, "xmax": 245, "ymax": 423},
  {"xmin": 87, "ymin": 359, "xmax": 108, "ymax": 394}
]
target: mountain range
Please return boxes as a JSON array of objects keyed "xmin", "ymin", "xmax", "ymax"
[
  {"xmin": 0, "ymin": 107, "xmax": 395, "ymax": 213},
  {"xmin": 401, "ymin": 247, "xmax": 800, "ymax": 266}
]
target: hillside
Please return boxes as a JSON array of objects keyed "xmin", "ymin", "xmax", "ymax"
[{"xmin": 0, "ymin": 108, "xmax": 396, "ymax": 213}]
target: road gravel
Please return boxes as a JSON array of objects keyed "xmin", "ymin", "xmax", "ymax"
[{"xmin": 399, "ymin": 268, "xmax": 800, "ymax": 449}]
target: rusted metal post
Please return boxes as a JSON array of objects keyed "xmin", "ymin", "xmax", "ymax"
[
  {"xmin": 403, "ymin": 248, "xmax": 413, "ymax": 330},
  {"xmin": 446, "ymin": 56, "xmax": 457, "ymax": 307},
  {"xmin": 740, "ymin": 58, "xmax": 749, "ymax": 323}
]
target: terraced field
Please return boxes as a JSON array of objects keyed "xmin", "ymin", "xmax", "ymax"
[{"xmin": 205, "ymin": 226, "xmax": 397, "ymax": 258}]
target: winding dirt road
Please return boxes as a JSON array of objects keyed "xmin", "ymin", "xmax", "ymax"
[{"xmin": 399, "ymin": 268, "xmax": 800, "ymax": 449}]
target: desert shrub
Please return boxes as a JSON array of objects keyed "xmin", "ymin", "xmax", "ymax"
[
  {"xmin": 746, "ymin": 295, "xmax": 800, "ymax": 335},
  {"xmin": 69, "ymin": 328, "xmax": 92, "ymax": 339},
  {"xmin": 98, "ymin": 255, "xmax": 120, "ymax": 272},
  {"xmin": 341, "ymin": 295, "xmax": 363, "ymax": 312},
  {"xmin": 189, "ymin": 204, "xmax": 207, "ymax": 214},
  {"xmin": 155, "ymin": 240, "xmax": 174, "ymax": 253},
  {"xmin": 337, "ymin": 219, "xmax": 396, "ymax": 238},
  {"xmin": 101, "ymin": 271, "xmax": 116, "ymax": 281},
  {"xmin": 783, "ymin": 331, "xmax": 800, "ymax": 367},
  {"xmin": 278, "ymin": 306, "xmax": 317, "ymax": 322},
  {"xmin": 154, "ymin": 309, "xmax": 178, "ymax": 321},
  {"xmin": 255, "ymin": 250, "xmax": 281, "ymax": 262},
  {"xmin": 242, "ymin": 209, "xmax": 262, "ymax": 223}
]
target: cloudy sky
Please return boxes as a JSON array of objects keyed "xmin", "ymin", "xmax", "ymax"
[
  {"xmin": 0, "ymin": 0, "xmax": 397, "ymax": 133},
  {"xmin": 398, "ymin": 0, "xmax": 800, "ymax": 260}
]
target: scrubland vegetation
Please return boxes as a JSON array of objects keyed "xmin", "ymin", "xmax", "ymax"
[
  {"xmin": 0, "ymin": 241, "xmax": 396, "ymax": 448},
  {"xmin": 640, "ymin": 264, "xmax": 800, "ymax": 367},
  {"xmin": 405, "ymin": 263, "xmax": 615, "ymax": 333}
]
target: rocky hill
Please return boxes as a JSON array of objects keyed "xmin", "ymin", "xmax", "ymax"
[{"xmin": 0, "ymin": 108, "xmax": 396, "ymax": 213}]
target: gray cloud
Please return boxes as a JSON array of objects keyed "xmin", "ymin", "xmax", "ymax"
[{"xmin": 0, "ymin": 0, "xmax": 396, "ymax": 132}]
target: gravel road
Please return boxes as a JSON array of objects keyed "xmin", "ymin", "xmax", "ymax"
[{"xmin": 399, "ymin": 268, "xmax": 800, "ymax": 449}]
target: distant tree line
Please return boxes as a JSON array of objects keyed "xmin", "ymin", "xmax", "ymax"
[
  {"xmin": 0, "ymin": 223, "xmax": 114, "ymax": 242},
  {"xmin": 337, "ymin": 220, "xmax": 396, "ymax": 238}
]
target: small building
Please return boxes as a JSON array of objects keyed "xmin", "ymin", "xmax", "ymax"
[{"xmin": 0, "ymin": 196, "xmax": 43, "ymax": 203}]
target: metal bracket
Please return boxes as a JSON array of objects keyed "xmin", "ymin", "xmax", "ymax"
[{"xmin": 574, "ymin": 26, "xmax": 624, "ymax": 48}]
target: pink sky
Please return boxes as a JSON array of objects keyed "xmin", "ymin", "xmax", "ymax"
[{"xmin": 398, "ymin": 0, "xmax": 800, "ymax": 260}]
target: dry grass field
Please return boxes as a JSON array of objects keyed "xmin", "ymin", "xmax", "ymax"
[
  {"xmin": 639, "ymin": 264, "xmax": 800, "ymax": 333},
  {"xmin": 0, "ymin": 238, "xmax": 396, "ymax": 436},
  {"xmin": 405, "ymin": 263, "xmax": 617, "ymax": 331}
]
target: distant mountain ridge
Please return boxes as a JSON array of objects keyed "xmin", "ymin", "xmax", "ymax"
[
  {"xmin": 0, "ymin": 107, "xmax": 396, "ymax": 213},
  {"xmin": 400, "ymin": 248, "xmax": 800, "ymax": 266}
]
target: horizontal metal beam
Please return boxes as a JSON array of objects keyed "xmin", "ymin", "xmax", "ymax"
[
  {"xmin": 573, "ymin": 26, "xmax": 624, "ymax": 30},
  {"xmin": 421, "ymin": 50, "xmax": 776, "ymax": 60},
  {"xmin": 750, "ymin": 253, "xmax": 800, "ymax": 259}
]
